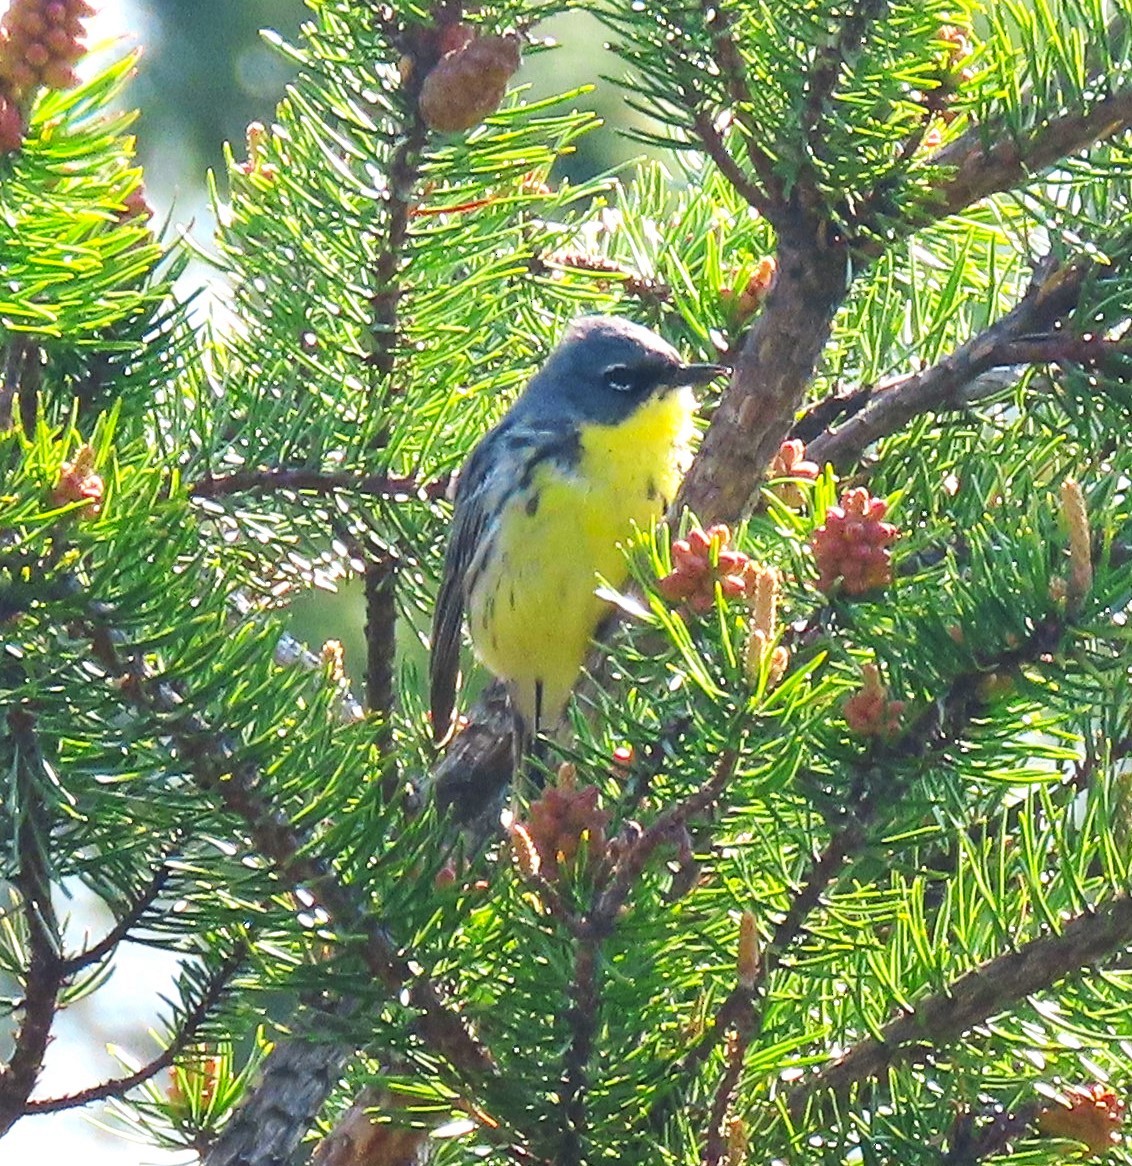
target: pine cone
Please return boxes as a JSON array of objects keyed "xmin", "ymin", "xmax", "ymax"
[{"xmin": 418, "ymin": 32, "xmax": 522, "ymax": 133}]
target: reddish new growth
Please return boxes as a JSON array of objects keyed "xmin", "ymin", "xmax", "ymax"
[
  {"xmin": 811, "ymin": 487, "xmax": 898, "ymax": 595},
  {"xmin": 167, "ymin": 1053, "xmax": 222, "ymax": 1114},
  {"xmin": 720, "ymin": 256, "xmax": 777, "ymax": 324},
  {"xmin": 1036, "ymin": 1083, "xmax": 1125, "ymax": 1154},
  {"xmin": 52, "ymin": 444, "xmax": 103, "ymax": 515},
  {"xmin": 117, "ymin": 182, "xmax": 153, "ymax": 224},
  {"xmin": 519, "ymin": 768, "xmax": 609, "ymax": 883},
  {"xmin": 656, "ymin": 524, "xmax": 755, "ymax": 614},
  {"xmin": 843, "ymin": 663, "xmax": 905, "ymax": 739},
  {"xmin": 234, "ymin": 121, "xmax": 277, "ymax": 181},
  {"xmin": 0, "ymin": 92, "xmax": 23, "ymax": 152},
  {"xmin": 767, "ymin": 438, "xmax": 820, "ymax": 508},
  {"xmin": 0, "ymin": 0, "xmax": 93, "ymax": 97}
]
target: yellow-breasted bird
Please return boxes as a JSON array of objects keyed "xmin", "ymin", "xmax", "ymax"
[{"xmin": 430, "ymin": 316, "xmax": 725, "ymax": 744}]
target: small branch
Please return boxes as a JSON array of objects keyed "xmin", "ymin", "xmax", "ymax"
[
  {"xmin": 800, "ymin": 1, "xmax": 889, "ymax": 154},
  {"xmin": 764, "ymin": 823, "xmax": 866, "ymax": 973},
  {"xmin": 25, "ymin": 946, "xmax": 245, "ymax": 1115},
  {"xmin": 59, "ymin": 846, "xmax": 180, "ymax": 976},
  {"xmin": 920, "ymin": 84, "xmax": 1132, "ymax": 234},
  {"xmin": 80, "ymin": 614, "xmax": 495, "ymax": 1079},
  {"xmin": 532, "ymin": 251, "xmax": 674, "ymax": 307},
  {"xmin": 940, "ymin": 1102, "xmax": 1040, "ymax": 1166},
  {"xmin": 692, "ymin": 112, "xmax": 774, "ymax": 219},
  {"xmin": 357, "ymin": 533, "xmax": 402, "ymax": 847},
  {"xmin": 0, "ymin": 705, "xmax": 63, "ymax": 1138},
  {"xmin": 559, "ymin": 938, "xmax": 599, "ymax": 1166},
  {"xmin": 791, "ymin": 894, "xmax": 1132, "ymax": 1114},
  {"xmin": 701, "ymin": 1004, "xmax": 756, "ymax": 1166},
  {"xmin": 657, "ymin": 820, "xmax": 866, "ymax": 1113},
  {"xmin": 595, "ymin": 748, "xmax": 740, "ymax": 925},
  {"xmin": 0, "ymin": 337, "xmax": 39, "ymax": 437},
  {"xmin": 187, "ymin": 467, "xmax": 448, "ymax": 503},
  {"xmin": 364, "ymin": 547, "xmax": 399, "ymax": 768},
  {"xmin": 807, "ymin": 256, "xmax": 1089, "ymax": 471},
  {"xmin": 695, "ymin": 0, "xmax": 783, "ymax": 217}
]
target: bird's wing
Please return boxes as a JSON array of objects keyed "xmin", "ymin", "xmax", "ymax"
[
  {"xmin": 428, "ymin": 419, "xmax": 578, "ymax": 742},
  {"xmin": 429, "ymin": 429, "xmax": 510, "ymax": 742}
]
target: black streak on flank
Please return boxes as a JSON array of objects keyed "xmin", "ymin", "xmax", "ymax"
[{"xmin": 525, "ymin": 492, "xmax": 540, "ymax": 516}]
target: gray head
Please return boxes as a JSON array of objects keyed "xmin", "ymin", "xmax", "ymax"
[{"xmin": 514, "ymin": 316, "xmax": 726, "ymax": 427}]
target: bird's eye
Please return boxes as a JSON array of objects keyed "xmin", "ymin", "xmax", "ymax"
[{"xmin": 603, "ymin": 364, "xmax": 643, "ymax": 393}]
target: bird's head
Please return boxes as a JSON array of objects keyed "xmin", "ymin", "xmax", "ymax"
[{"xmin": 520, "ymin": 316, "xmax": 727, "ymax": 426}]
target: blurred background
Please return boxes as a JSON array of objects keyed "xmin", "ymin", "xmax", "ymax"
[{"xmin": 2, "ymin": 1, "xmax": 659, "ymax": 1159}]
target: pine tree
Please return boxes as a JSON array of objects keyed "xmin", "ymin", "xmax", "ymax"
[{"xmin": 3, "ymin": 1, "xmax": 1132, "ymax": 1163}]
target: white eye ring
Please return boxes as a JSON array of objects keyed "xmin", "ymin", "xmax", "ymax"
[{"xmin": 604, "ymin": 364, "xmax": 634, "ymax": 392}]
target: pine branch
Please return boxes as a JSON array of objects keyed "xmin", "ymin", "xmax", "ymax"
[
  {"xmin": 694, "ymin": 0, "xmax": 783, "ymax": 218},
  {"xmin": 364, "ymin": 547, "xmax": 398, "ymax": 766},
  {"xmin": 0, "ymin": 705, "xmax": 62, "ymax": 1138},
  {"xmin": 79, "ymin": 614, "xmax": 495, "ymax": 1080},
  {"xmin": 0, "ymin": 337, "xmax": 39, "ymax": 437},
  {"xmin": 58, "ymin": 844, "xmax": 181, "ymax": 976},
  {"xmin": 649, "ymin": 821, "xmax": 867, "ymax": 1133},
  {"xmin": 800, "ymin": 0, "xmax": 889, "ymax": 160},
  {"xmin": 187, "ymin": 468, "xmax": 448, "ymax": 503},
  {"xmin": 652, "ymin": 612, "xmax": 1068, "ymax": 1128},
  {"xmin": 790, "ymin": 894, "xmax": 1132, "ymax": 1115},
  {"xmin": 559, "ymin": 937, "xmax": 598, "ymax": 1166},
  {"xmin": 940, "ymin": 1103, "xmax": 1041, "ymax": 1166},
  {"xmin": 929, "ymin": 85, "xmax": 1132, "ymax": 226},
  {"xmin": 595, "ymin": 747, "xmax": 740, "ymax": 924},
  {"xmin": 701, "ymin": 1006, "xmax": 755, "ymax": 1166},
  {"xmin": 205, "ymin": 997, "xmax": 356, "ymax": 1166},
  {"xmin": 691, "ymin": 112, "xmax": 774, "ymax": 219},
  {"xmin": 25, "ymin": 945, "xmax": 245, "ymax": 1115},
  {"xmin": 806, "ymin": 255, "xmax": 1091, "ymax": 470},
  {"xmin": 367, "ymin": 70, "xmax": 429, "ymax": 383}
]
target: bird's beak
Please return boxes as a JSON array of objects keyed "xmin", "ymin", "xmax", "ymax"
[{"xmin": 672, "ymin": 362, "xmax": 730, "ymax": 387}]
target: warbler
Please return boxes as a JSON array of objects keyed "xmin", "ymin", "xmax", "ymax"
[{"xmin": 430, "ymin": 316, "xmax": 725, "ymax": 744}]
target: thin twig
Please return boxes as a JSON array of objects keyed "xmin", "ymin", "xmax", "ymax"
[
  {"xmin": 187, "ymin": 467, "xmax": 447, "ymax": 503},
  {"xmin": 701, "ymin": 1006, "xmax": 756, "ymax": 1166},
  {"xmin": 559, "ymin": 937, "xmax": 599, "ymax": 1166},
  {"xmin": 364, "ymin": 546, "xmax": 399, "ymax": 782},
  {"xmin": 0, "ymin": 705, "xmax": 63, "ymax": 1138},
  {"xmin": 80, "ymin": 614, "xmax": 495, "ymax": 1079},
  {"xmin": 791, "ymin": 894, "xmax": 1132, "ymax": 1115},
  {"xmin": 59, "ymin": 851, "xmax": 178, "ymax": 976},
  {"xmin": 595, "ymin": 748, "xmax": 740, "ymax": 925},
  {"xmin": 691, "ymin": 112, "xmax": 774, "ymax": 218},
  {"xmin": 807, "ymin": 256, "xmax": 1090, "ymax": 470},
  {"xmin": 800, "ymin": 0, "xmax": 889, "ymax": 154},
  {"xmin": 689, "ymin": 0, "xmax": 784, "ymax": 219},
  {"xmin": 25, "ymin": 946, "xmax": 245, "ymax": 1115}
]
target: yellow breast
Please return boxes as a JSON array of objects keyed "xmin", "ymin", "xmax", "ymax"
[{"xmin": 467, "ymin": 387, "xmax": 696, "ymax": 729}]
